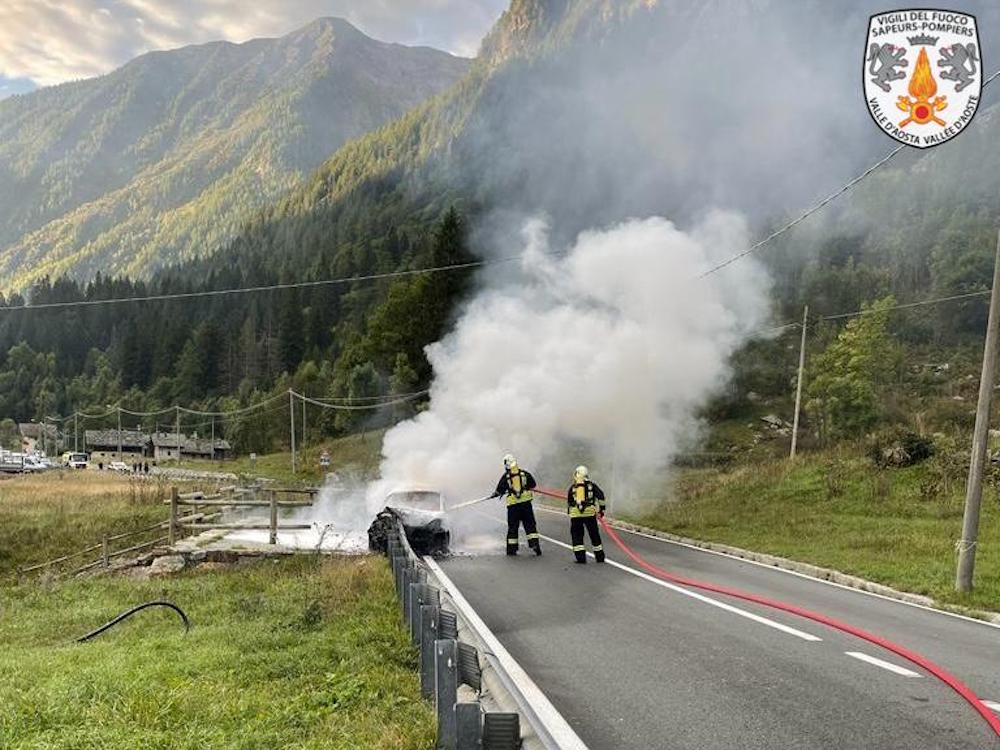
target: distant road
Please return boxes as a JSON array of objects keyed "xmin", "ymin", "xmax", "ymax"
[{"xmin": 438, "ymin": 507, "xmax": 1000, "ymax": 749}]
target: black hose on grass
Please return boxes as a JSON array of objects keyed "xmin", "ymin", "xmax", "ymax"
[{"xmin": 75, "ymin": 601, "xmax": 191, "ymax": 642}]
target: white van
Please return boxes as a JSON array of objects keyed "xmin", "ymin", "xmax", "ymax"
[{"xmin": 66, "ymin": 452, "xmax": 89, "ymax": 470}]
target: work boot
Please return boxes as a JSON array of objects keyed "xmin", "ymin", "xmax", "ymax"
[
  {"xmin": 506, "ymin": 549, "xmax": 518, "ymax": 556},
  {"xmin": 574, "ymin": 558, "xmax": 587, "ymax": 564},
  {"xmin": 529, "ymin": 539, "xmax": 541, "ymax": 556},
  {"xmin": 574, "ymin": 551, "xmax": 587, "ymax": 564},
  {"xmin": 534, "ymin": 545, "xmax": 542, "ymax": 556},
  {"xmin": 595, "ymin": 550, "xmax": 606, "ymax": 563}
]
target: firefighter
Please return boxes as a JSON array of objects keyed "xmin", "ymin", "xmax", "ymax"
[
  {"xmin": 490, "ymin": 454, "xmax": 541, "ymax": 556},
  {"xmin": 567, "ymin": 465, "xmax": 605, "ymax": 564}
]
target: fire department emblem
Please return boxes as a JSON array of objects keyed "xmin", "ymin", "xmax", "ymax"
[{"xmin": 864, "ymin": 9, "xmax": 981, "ymax": 148}]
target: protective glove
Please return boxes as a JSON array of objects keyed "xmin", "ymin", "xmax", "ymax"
[{"xmin": 598, "ymin": 509, "xmax": 605, "ymax": 519}]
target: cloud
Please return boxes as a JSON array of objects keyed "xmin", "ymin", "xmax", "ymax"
[{"xmin": 0, "ymin": 0, "xmax": 507, "ymax": 87}]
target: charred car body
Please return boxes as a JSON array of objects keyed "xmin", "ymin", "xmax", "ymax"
[{"xmin": 368, "ymin": 487, "xmax": 450, "ymax": 556}]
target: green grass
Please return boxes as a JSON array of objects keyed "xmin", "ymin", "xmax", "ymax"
[
  {"xmin": 0, "ymin": 472, "xmax": 173, "ymax": 574},
  {"xmin": 0, "ymin": 556, "xmax": 434, "ymax": 750},
  {"xmin": 636, "ymin": 447, "xmax": 1000, "ymax": 612},
  {"xmin": 174, "ymin": 430, "xmax": 385, "ymax": 486}
]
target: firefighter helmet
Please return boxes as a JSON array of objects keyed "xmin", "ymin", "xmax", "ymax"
[
  {"xmin": 574, "ymin": 465, "xmax": 589, "ymax": 480},
  {"xmin": 503, "ymin": 453, "xmax": 517, "ymax": 469}
]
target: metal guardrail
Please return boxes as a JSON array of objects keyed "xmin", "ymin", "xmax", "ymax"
[{"xmin": 381, "ymin": 515, "xmax": 582, "ymax": 750}]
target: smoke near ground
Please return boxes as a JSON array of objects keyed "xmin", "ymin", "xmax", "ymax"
[{"xmin": 370, "ymin": 211, "xmax": 770, "ymax": 548}]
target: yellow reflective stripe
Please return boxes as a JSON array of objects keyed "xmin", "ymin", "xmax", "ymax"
[
  {"xmin": 592, "ymin": 545, "xmax": 603, "ymax": 551},
  {"xmin": 526, "ymin": 533, "xmax": 540, "ymax": 539},
  {"xmin": 507, "ymin": 493, "xmax": 533, "ymax": 505},
  {"xmin": 572, "ymin": 545, "xmax": 585, "ymax": 551},
  {"xmin": 507, "ymin": 538, "xmax": 518, "ymax": 543}
]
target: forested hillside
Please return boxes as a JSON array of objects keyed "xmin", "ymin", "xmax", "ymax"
[
  {"xmin": 0, "ymin": 17, "xmax": 469, "ymax": 291},
  {"xmin": 3, "ymin": 0, "xmax": 1000, "ymax": 457}
]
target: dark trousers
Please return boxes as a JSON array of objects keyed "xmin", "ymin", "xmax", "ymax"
[
  {"xmin": 570, "ymin": 515, "xmax": 604, "ymax": 563},
  {"xmin": 506, "ymin": 502, "xmax": 540, "ymax": 554}
]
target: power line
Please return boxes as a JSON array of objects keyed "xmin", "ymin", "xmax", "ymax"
[
  {"xmin": 0, "ymin": 256, "xmax": 523, "ymax": 313},
  {"xmin": 52, "ymin": 385, "xmax": 430, "ymax": 428},
  {"xmin": 303, "ymin": 389, "xmax": 430, "ymax": 404},
  {"xmin": 819, "ymin": 289, "xmax": 990, "ymax": 322},
  {"xmin": 293, "ymin": 389, "xmax": 427, "ymax": 411},
  {"xmin": 752, "ymin": 288, "xmax": 994, "ymax": 337},
  {"xmin": 177, "ymin": 392, "xmax": 288, "ymax": 417},
  {"xmin": 700, "ymin": 68, "xmax": 1000, "ymax": 279}
]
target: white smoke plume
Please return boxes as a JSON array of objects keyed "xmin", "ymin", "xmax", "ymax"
[{"xmin": 369, "ymin": 210, "xmax": 769, "ymax": 547}]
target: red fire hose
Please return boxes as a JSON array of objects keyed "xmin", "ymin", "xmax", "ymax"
[{"xmin": 533, "ymin": 486, "xmax": 1000, "ymax": 739}]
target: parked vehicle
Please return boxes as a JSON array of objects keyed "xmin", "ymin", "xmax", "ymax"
[
  {"xmin": 107, "ymin": 461, "xmax": 130, "ymax": 473},
  {"xmin": 0, "ymin": 452, "xmax": 26, "ymax": 474},
  {"xmin": 21, "ymin": 455, "xmax": 49, "ymax": 472},
  {"xmin": 65, "ymin": 452, "xmax": 89, "ymax": 470}
]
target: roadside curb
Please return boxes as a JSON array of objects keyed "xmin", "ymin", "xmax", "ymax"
[{"xmin": 609, "ymin": 519, "xmax": 1000, "ymax": 626}]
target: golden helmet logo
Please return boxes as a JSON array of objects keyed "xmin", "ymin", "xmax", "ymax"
[{"xmin": 864, "ymin": 9, "xmax": 981, "ymax": 148}]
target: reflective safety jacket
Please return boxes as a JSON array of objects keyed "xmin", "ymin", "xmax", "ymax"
[
  {"xmin": 493, "ymin": 469, "xmax": 537, "ymax": 505},
  {"xmin": 567, "ymin": 480, "xmax": 606, "ymax": 518}
]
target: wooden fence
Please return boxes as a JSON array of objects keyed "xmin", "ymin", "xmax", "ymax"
[
  {"xmin": 17, "ymin": 484, "xmax": 320, "ymax": 581},
  {"xmin": 16, "ymin": 511, "xmax": 209, "ymax": 580},
  {"xmin": 168, "ymin": 485, "xmax": 319, "ymax": 545}
]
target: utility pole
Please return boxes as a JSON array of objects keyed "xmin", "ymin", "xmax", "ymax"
[
  {"xmin": 74, "ymin": 412, "xmax": 78, "ymax": 452},
  {"xmin": 211, "ymin": 416, "xmax": 215, "ymax": 464},
  {"xmin": 117, "ymin": 407, "xmax": 123, "ymax": 462},
  {"xmin": 289, "ymin": 390, "xmax": 297, "ymax": 475},
  {"xmin": 957, "ymin": 230, "xmax": 1000, "ymax": 592},
  {"xmin": 302, "ymin": 395, "xmax": 307, "ymax": 454},
  {"xmin": 790, "ymin": 305, "xmax": 809, "ymax": 459},
  {"xmin": 175, "ymin": 406, "xmax": 181, "ymax": 465}
]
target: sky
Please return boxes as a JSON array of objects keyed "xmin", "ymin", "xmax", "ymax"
[{"xmin": 0, "ymin": 0, "xmax": 508, "ymax": 99}]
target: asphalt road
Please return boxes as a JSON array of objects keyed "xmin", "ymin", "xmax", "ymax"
[{"xmin": 437, "ymin": 505, "xmax": 1000, "ymax": 749}]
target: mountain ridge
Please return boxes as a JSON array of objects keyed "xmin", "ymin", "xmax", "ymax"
[{"xmin": 0, "ymin": 17, "xmax": 470, "ymax": 292}]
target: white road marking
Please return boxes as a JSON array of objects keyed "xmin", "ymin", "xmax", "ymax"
[
  {"xmin": 845, "ymin": 651, "xmax": 921, "ymax": 677},
  {"xmin": 533, "ymin": 506, "xmax": 1000, "ymax": 633},
  {"xmin": 472, "ymin": 506, "xmax": 822, "ymax": 643},
  {"xmin": 538, "ymin": 532, "xmax": 823, "ymax": 643},
  {"xmin": 424, "ymin": 556, "xmax": 590, "ymax": 750},
  {"xmin": 983, "ymin": 700, "xmax": 1000, "ymax": 713}
]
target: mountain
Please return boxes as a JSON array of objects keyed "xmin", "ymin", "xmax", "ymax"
[
  {"xmin": 0, "ymin": 17, "xmax": 470, "ymax": 292},
  {"xmin": 4, "ymin": 0, "xmax": 1000, "ymax": 439}
]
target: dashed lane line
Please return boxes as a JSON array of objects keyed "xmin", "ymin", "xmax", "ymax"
[{"xmin": 845, "ymin": 651, "xmax": 922, "ymax": 678}]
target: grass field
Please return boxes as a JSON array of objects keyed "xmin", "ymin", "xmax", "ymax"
[
  {"xmin": 0, "ymin": 472, "xmax": 173, "ymax": 574},
  {"xmin": 0, "ymin": 556, "xmax": 433, "ymax": 750},
  {"xmin": 174, "ymin": 430, "xmax": 385, "ymax": 485},
  {"xmin": 636, "ymin": 446, "xmax": 1000, "ymax": 612}
]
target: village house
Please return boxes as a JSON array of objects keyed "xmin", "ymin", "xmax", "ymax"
[
  {"xmin": 85, "ymin": 429, "xmax": 150, "ymax": 463},
  {"xmin": 151, "ymin": 433, "xmax": 231, "ymax": 462}
]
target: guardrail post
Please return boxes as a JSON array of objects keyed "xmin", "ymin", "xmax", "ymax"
[
  {"xmin": 455, "ymin": 703, "xmax": 482, "ymax": 750},
  {"xmin": 410, "ymin": 583, "xmax": 439, "ymax": 645},
  {"xmin": 102, "ymin": 535, "xmax": 109, "ymax": 568},
  {"xmin": 396, "ymin": 559, "xmax": 413, "ymax": 602},
  {"xmin": 269, "ymin": 490, "xmax": 278, "ymax": 545},
  {"xmin": 435, "ymin": 638, "xmax": 458, "ymax": 750},
  {"xmin": 401, "ymin": 567, "xmax": 415, "ymax": 623},
  {"xmin": 420, "ymin": 603, "xmax": 438, "ymax": 698},
  {"xmin": 168, "ymin": 486, "xmax": 178, "ymax": 545}
]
